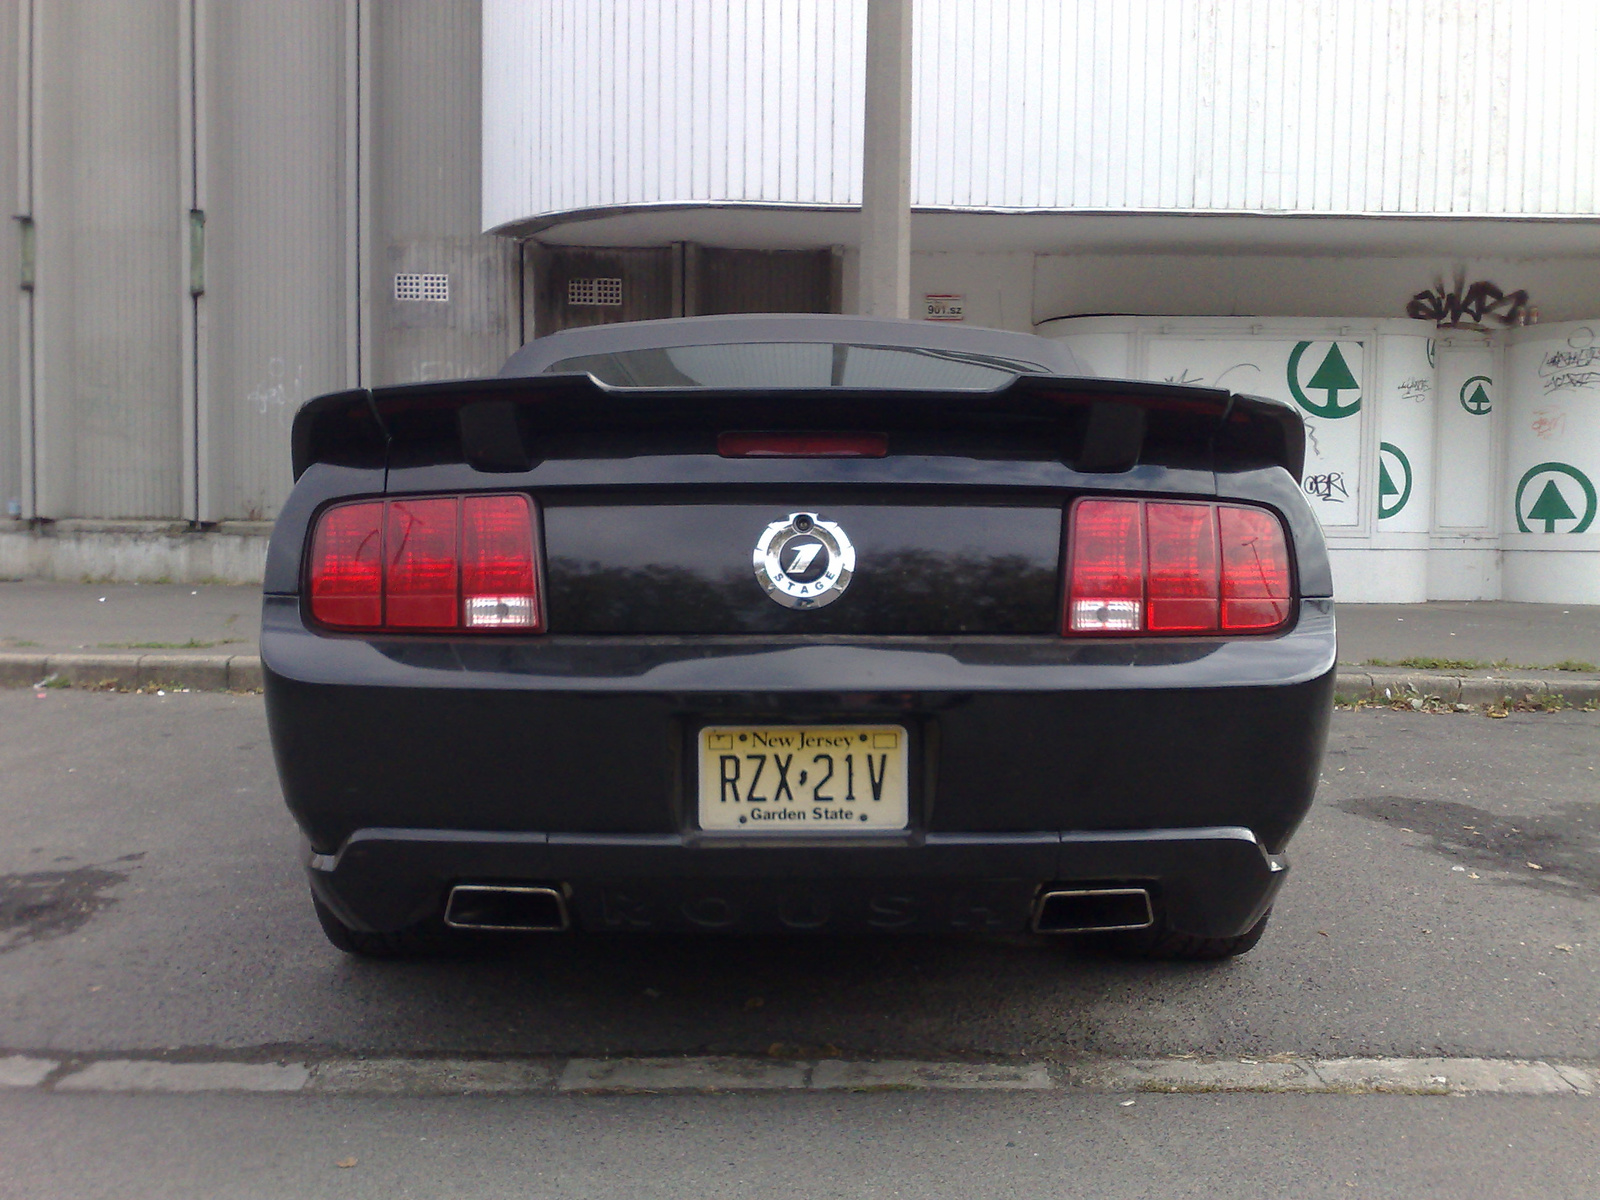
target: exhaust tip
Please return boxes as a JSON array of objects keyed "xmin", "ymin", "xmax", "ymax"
[
  {"xmin": 1032, "ymin": 887, "xmax": 1153, "ymax": 934},
  {"xmin": 444, "ymin": 885, "xmax": 569, "ymax": 932}
]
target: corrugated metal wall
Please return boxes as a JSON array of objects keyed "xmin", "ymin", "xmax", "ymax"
[
  {"xmin": 201, "ymin": 0, "xmax": 351, "ymax": 522},
  {"xmin": 33, "ymin": 0, "xmax": 182, "ymax": 518},
  {"xmin": 483, "ymin": 0, "xmax": 867, "ymax": 227},
  {"xmin": 912, "ymin": 0, "xmax": 1600, "ymax": 214},
  {"xmin": 0, "ymin": 2, "xmax": 18, "ymax": 520},
  {"xmin": 483, "ymin": 0, "xmax": 1600, "ymax": 229},
  {"xmin": 370, "ymin": 1, "xmax": 518, "ymax": 387},
  {"xmin": 6, "ymin": 0, "xmax": 520, "ymax": 525}
]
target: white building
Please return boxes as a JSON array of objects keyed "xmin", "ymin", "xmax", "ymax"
[{"xmin": 5, "ymin": 0, "xmax": 1600, "ymax": 601}]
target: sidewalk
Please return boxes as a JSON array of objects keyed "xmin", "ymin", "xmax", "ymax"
[
  {"xmin": 0, "ymin": 581, "xmax": 261, "ymax": 691},
  {"xmin": 1333, "ymin": 601, "xmax": 1600, "ymax": 705},
  {"xmin": 1, "ymin": 579, "xmax": 1597, "ymax": 702}
]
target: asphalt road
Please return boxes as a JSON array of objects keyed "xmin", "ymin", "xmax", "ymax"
[
  {"xmin": 1, "ymin": 690, "xmax": 1596, "ymax": 1196},
  {"xmin": 2, "ymin": 690, "xmax": 1594, "ymax": 1061}
]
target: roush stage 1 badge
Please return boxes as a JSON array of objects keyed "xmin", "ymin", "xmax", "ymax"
[{"xmin": 753, "ymin": 512, "xmax": 856, "ymax": 609}]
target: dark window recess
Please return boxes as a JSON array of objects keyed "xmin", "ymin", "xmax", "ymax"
[{"xmin": 532, "ymin": 245, "xmax": 840, "ymax": 335}]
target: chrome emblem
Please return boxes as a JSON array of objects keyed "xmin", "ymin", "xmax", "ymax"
[{"xmin": 753, "ymin": 512, "xmax": 856, "ymax": 609}]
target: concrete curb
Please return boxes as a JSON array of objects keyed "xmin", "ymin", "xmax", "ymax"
[
  {"xmin": 0, "ymin": 651, "xmax": 262, "ymax": 692},
  {"xmin": 3, "ymin": 1053, "xmax": 1594, "ymax": 1097},
  {"xmin": 1335, "ymin": 669, "xmax": 1600, "ymax": 705}
]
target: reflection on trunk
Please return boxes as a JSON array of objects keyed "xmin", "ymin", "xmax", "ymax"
[{"xmin": 547, "ymin": 550, "xmax": 1057, "ymax": 634}]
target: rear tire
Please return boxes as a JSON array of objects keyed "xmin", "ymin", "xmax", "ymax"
[
  {"xmin": 311, "ymin": 892, "xmax": 451, "ymax": 958},
  {"xmin": 1084, "ymin": 907, "xmax": 1272, "ymax": 961}
]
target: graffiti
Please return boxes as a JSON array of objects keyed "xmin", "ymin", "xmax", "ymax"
[
  {"xmin": 1539, "ymin": 347, "xmax": 1600, "ymax": 371},
  {"xmin": 1397, "ymin": 376, "xmax": 1431, "ymax": 402},
  {"xmin": 1212, "ymin": 362, "xmax": 1261, "ymax": 388},
  {"xmin": 1541, "ymin": 370, "xmax": 1600, "ymax": 393},
  {"xmin": 1304, "ymin": 423, "xmax": 1322, "ymax": 457},
  {"xmin": 1531, "ymin": 410, "xmax": 1567, "ymax": 440},
  {"xmin": 1159, "ymin": 363, "xmax": 1258, "ymax": 388},
  {"xmin": 247, "ymin": 357, "xmax": 303, "ymax": 421},
  {"xmin": 1537, "ymin": 332, "xmax": 1600, "ymax": 392},
  {"xmin": 1304, "ymin": 473, "xmax": 1350, "ymax": 504},
  {"xmin": 1405, "ymin": 271, "xmax": 1530, "ymax": 329},
  {"xmin": 419, "ymin": 360, "xmax": 491, "ymax": 382}
]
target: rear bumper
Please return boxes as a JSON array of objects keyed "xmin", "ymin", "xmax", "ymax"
[
  {"xmin": 309, "ymin": 825, "xmax": 1287, "ymax": 938},
  {"xmin": 267, "ymin": 596, "xmax": 1334, "ymax": 937}
]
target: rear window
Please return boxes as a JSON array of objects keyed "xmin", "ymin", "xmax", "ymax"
[{"xmin": 545, "ymin": 341, "xmax": 1046, "ymax": 390}]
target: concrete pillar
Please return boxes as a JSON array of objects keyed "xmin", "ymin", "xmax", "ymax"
[{"xmin": 857, "ymin": 0, "xmax": 911, "ymax": 319}]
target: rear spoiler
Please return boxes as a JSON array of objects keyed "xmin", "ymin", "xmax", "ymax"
[{"xmin": 291, "ymin": 374, "xmax": 1305, "ymax": 482}]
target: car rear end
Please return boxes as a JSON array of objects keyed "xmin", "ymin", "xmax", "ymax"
[{"xmin": 264, "ymin": 327, "xmax": 1335, "ymax": 955}]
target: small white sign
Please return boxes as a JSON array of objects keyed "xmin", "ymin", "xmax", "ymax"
[{"xmin": 923, "ymin": 294, "xmax": 965, "ymax": 321}]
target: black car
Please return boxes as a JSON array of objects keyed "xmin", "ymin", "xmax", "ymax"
[{"xmin": 264, "ymin": 313, "xmax": 1335, "ymax": 960}]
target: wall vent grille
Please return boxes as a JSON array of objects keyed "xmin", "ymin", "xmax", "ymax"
[
  {"xmin": 568, "ymin": 277, "xmax": 623, "ymax": 306},
  {"xmin": 395, "ymin": 273, "xmax": 450, "ymax": 302}
]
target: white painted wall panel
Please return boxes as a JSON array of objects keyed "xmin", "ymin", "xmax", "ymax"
[
  {"xmin": 1433, "ymin": 337, "xmax": 1499, "ymax": 530},
  {"xmin": 1502, "ymin": 315, "xmax": 1600, "ymax": 600},
  {"xmin": 486, "ymin": 0, "xmax": 1600, "ymax": 231},
  {"xmin": 1504, "ymin": 320, "xmax": 1600, "ymax": 547},
  {"xmin": 1374, "ymin": 334, "xmax": 1435, "ymax": 535}
]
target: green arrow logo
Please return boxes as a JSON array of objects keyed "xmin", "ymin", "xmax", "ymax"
[
  {"xmin": 1377, "ymin": 443, "xmax": 1412, "ymax": 519},
  {"xmin": 1460, "ymin": 375, "xmax": 1492, "ymax": 416},
  {"xmin": 1288, "ymin": 341, "xmax": 1362, "ymax": 418},
  {"xmin": 1526, "ymin": 481, "xmax": 1574, "ymax": 531},
  {"xmin": 1514, "ymin": 462, "xmax": 1597, "ymax": 534}
]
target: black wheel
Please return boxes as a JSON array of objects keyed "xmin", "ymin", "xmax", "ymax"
[
  {"xmin": 1082, "ymin": 908, "xmax": 1272, "ymax": 962},
  {"xmin": 311, "ymin": 892, "xmax": 451, "ymax": 958}
]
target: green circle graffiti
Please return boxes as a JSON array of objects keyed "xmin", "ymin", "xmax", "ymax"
[
  {"xmin": 1513, "ymin": 462, "xmax": 1597, "ymax": 534},
  {"xmin": 1459, "ymin": 375, "xmax": 1492, "ymax": 416},
  {"xmin": 1287, "ymin": 341, "xmax": 1363, "ymax": 419},
  {"xmin": 1377, "ymin": 443, "xmax": 1412, "ymax": 519}
]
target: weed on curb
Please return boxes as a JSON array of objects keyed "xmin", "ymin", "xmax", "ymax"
[
  {"xmin": 1335, "ymin": 692, "xmax": 1594, "ymax": 715},
  {"xmin": 1361, "ymin": 656, "xmax": 1599, "ymax": 673}
]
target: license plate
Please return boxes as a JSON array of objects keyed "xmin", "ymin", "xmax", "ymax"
[{"xmin": 698, "ymin": 724, "xmax": 910, "ymax": 832}]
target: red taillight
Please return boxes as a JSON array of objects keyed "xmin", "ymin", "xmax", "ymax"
[
  {"xmin": 307, "ymin": 493, "xmax": 541, "ymax": 633},
  {"xmin": 385, "ymin": 498, "xmax": 459, "ymax": 628},
  {"xmin": 1146, "ymin": 502, "xmax": 1219, "ymax": 632},
  {"xmin": 308, "ymin": 501, "xmax": 383, "ymax": 628},
  {"xmin": 1065, "ymin": 499, "xmax": 1290, "ymax": 636},
  {"xmin": 1066, "ymin": 499, "xmax": 1143, "ymax": 632},
  {"xmin": 718, "ymin": 431, "xmax": 888, "ymax": 458},
  {"xmin": 1219, "ymin": 505, "xmax": 1292, "ymax": 630},
  {"xmin": 461, "ymin": 494, "xmax": 539, "ymax": 628}
]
